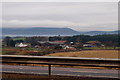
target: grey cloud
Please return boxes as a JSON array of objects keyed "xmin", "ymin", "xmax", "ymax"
[{"xmin": 2, "ymin": 2, "xmax": 118, "ymax": 31}]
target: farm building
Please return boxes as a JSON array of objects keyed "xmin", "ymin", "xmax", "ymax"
[
  {"xmin": 37, "ymin": 41, "xmax": 67, "ymax": 46},
  {"xmin": 83, "ymin": 41, "xmax": 104, "ymax": 47},
  {"xmin": 15, "ymin": 43, "xmax": 31, "ymax": 47}
]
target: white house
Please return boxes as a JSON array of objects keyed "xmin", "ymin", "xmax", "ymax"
[{"xmin": 15, "ymin": 43, "xmax": 31, "ymax": 47}]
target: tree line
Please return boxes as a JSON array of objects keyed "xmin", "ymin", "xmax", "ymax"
[{"xmin": 3, "ymin": 34, "xmax": 119, "ymax": 47}]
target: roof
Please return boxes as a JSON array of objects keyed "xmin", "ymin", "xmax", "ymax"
[
  {"xmin": 15, "ymin": 43, "xmax": 30, "ymax": 45},
  {"xmin": 38, "ymin": 41, "xmax": 66, "ymax": 45},
  {"xmin": 86, "ymin": 41, "xmax": 101, "ymax": 44},
  {"xmin": 52, "ymin": 41, "xmax": 66, "ymax": 44},
  {"xmin": 15, "ymin": 43, "xmax": 30, "ymax": 47}
]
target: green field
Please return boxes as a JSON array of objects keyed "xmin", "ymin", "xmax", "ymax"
[{"xmin": 13, "ymin": 37, "xmax": 25, "ymax": 41}]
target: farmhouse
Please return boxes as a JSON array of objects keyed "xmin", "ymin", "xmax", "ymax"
[
  {"xmin": 63, "ymin": 45, "xmax": 76, "ymax": 50},
  {"xmin": 37, "ymin": 41, "xmax": 67, "ymax": 46},
  {"xmin": 83, "ymin": 41, "xmax": 103, "ymax": 47},
  {"xmin": 15, "ymin": 43, "xmax": 31, "ymax": 47}
]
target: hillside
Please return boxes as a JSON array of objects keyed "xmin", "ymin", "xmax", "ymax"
[
  {"xmin": 80, "ymin": 30, "xmax": 119, "ymax": 35},
  {"xmin": 2, "ymin": 27, "xmax": 119, "ymax": 36},
  {"xmin": 2, "ymin": 27, "xmax": 80, "ymax": 36}
]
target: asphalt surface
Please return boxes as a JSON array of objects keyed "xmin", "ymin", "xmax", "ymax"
[{"xmin": 1, "ymin": 65, "xmax": 119, "ymax": 78}]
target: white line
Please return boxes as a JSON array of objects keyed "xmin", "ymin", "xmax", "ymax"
[{"xmin": 1, "ymin": 71, "xmax": 119, "ymax": 79}]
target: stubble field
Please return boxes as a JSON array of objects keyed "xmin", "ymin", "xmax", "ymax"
[{"xmin": 45, "ymin": 50, "xmax": 119, "ymax": 59}]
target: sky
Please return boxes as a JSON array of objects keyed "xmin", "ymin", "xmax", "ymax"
[{"xmin": 2, "ymin": 2, "xmax": 118, "ymax": 31}]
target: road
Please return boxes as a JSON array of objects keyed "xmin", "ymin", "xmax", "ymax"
[{"xmin": 1, "ymin": 65, "xmax": 119, "ymax": 78}]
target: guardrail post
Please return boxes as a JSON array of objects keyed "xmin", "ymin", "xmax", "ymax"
[{"xmin": 48, "ymin": 64, "xmax": 51, "ymax": 78}]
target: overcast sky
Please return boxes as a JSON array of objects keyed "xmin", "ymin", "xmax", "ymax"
[{"xmin": 2, "ymin": 2, "xmax": 118, "ymax": 31}]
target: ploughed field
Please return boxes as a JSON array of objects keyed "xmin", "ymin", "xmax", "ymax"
[{"xmin": 45, "ymin": 50, "xmax": 119, "ymax": 59}]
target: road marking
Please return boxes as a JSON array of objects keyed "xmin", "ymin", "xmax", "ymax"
[
  {"xmin": 55, "ymin": 73, "xmax": 119, "ymax": 79},
  {"xmin": 71, "ymin": 70, "xmax": 100, "ymax": 73},
  {"xmin": 1, "ymin": 71, "xmax": 48, "ymax": 75},
  {"xmin": 1, "ymin": 71, "xmax": 119, "ymax": 79},
  {"xmin": 71, "ymin": 70, "xmax": 118, "ymax": 74},
  {"xmin": 86, "ymin": 75, "xmax": 119, "ymax": 79}
]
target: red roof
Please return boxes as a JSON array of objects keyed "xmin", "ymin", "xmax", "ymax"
[
  {"xmin": 52, "ymin": 41, "xmax": 66, "ymax": 44},
  {"xmin": 86, "ymin": 41, "xmax": 101, "ymax": 44}
]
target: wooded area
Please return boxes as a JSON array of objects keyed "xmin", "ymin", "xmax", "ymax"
[{"xmin": 2, "ymin": 34, "xmax": 119, "ymax": 47}]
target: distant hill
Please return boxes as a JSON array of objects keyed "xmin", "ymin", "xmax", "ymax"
[
  {"xmin": 2, "ymin": 27, "xmax": 80, "ymax": 36},
  {"xmin": 2, "ymin": 27, "xmax": 119, "ymax": 36},
  {"xmin": 80, "ymin": 30, "xmax": 120, "ymax": 35}
]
